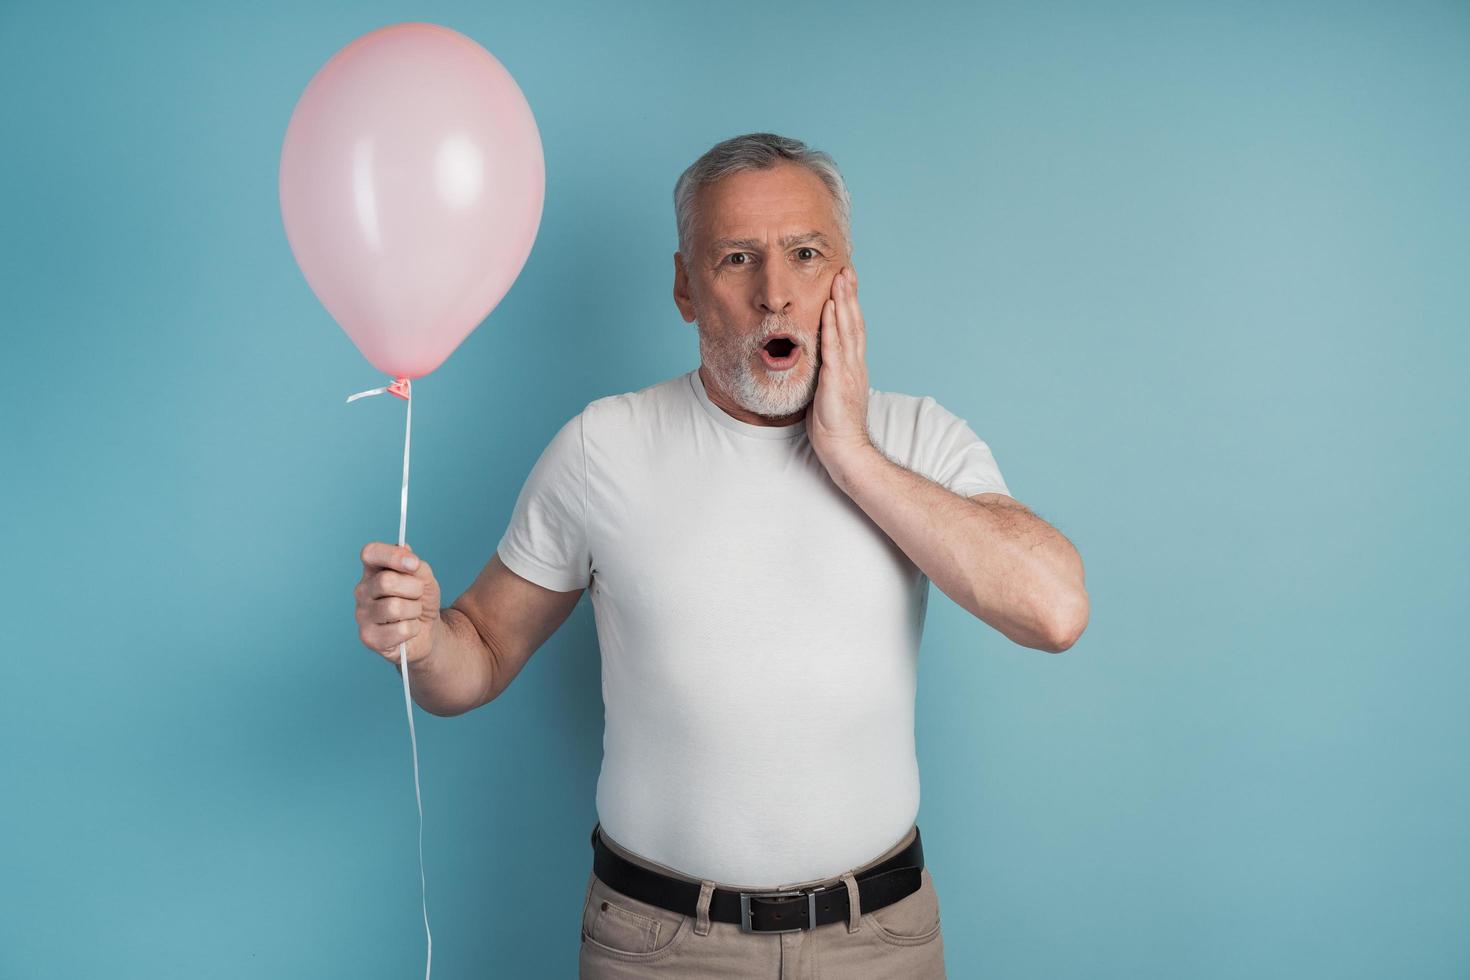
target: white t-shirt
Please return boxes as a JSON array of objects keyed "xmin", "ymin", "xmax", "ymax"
[{"xmin": 496, "ymin": 368, "xmax": 1011, "ymax": 888}]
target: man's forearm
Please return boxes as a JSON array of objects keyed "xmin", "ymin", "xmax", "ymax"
[
  {"xmin": 826, "ymin": 444, "xmax": 1087, "ymax": 651},
  {"xmin": 393, "ymin": 606, "xmax": 496, "ymax": 716}
]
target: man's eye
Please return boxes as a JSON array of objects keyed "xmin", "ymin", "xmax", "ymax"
[
  {"xmin": 727, "ymin": 253, "xmax": 750, "ymax": 266},
  {"xmin": 795, "ymin": 247, "xmax": 819, "ymax": 261}
]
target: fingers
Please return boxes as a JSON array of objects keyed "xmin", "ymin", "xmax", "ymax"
[
  {"xmin": 361, "ymin": 541, "xmax": 420, "ymax": 573},
  {"xmin": 359, "ymin": 618, "xmax": 422, "ymax": 656},
  {"xmin": 829, "ymin": 265, "xmax": 856, "ymax": 302},
  {"xmin": 827, "ymin": 266, "xmax": 863, "ymax": 363},
  {"xmin": 355, "ymin": 541, "xmax": 434, "ymax": 658},
  {"xmin": 352, "ymin": 580, "xmax": 424, "ymax": 640},
  {"xmin": 359, "ymin": 541, "xmax": 430, "ymax": 594},
  {"xmin": 371, "ymin": 596, "xmax": 423, "ymax": 625},
  {"xmin": 358, "ymin": 568, "xmax": 425, "ymax": 600}
]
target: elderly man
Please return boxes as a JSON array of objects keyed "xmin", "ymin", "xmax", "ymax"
[{"xmin": 354, "ymin": 132, "xmax": 1089, "ymax": 978}]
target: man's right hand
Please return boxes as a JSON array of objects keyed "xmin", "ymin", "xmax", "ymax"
[{"xmin": 355, "ymin": 542, "xmax": 442, "ymax": 666}]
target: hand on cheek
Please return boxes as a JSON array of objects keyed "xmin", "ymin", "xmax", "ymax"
[{"xmin": 808, "ymin": 265, "xmax": 871, "ymax": 470}]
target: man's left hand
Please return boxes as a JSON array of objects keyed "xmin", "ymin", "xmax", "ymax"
[{"xmin": 807, "ymin": 265, "xmax": 874, "ymax": 476}]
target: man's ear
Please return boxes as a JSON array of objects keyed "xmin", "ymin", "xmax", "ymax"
[{"xmin": 672, "ymin": 251, "xmax": 696, "ymax": 323}]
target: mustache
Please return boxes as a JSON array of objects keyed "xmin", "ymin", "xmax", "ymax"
[{"xmin": 752, "ymin": 316, "xmax": 808, "ymax": 348}]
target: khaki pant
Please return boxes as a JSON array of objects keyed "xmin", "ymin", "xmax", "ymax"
[{"xmin": 580, "ymin": 822, "xmax": 946, "ymax": 979}]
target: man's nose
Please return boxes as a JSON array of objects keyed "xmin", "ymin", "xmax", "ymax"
[{"xmin": 753, "ymin": 260, "xmax": 794, "ymax": 315}]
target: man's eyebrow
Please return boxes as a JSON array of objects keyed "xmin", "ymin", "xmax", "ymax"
[{"xmin": 707, "ymin": 231, "xmax": 834, "ymax": 256}]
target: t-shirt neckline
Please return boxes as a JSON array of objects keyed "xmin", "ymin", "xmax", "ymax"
[{"xmin": 686, "ymin": 369, "xmax": 808, "ymax": 441}]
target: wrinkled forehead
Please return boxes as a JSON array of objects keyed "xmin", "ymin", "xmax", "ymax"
[{"xmin": 694, "ymin": 164, "xmax": 844, "ymax": 249}]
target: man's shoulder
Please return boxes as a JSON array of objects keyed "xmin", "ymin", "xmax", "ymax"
[
  {"xmin": 588, "ymin": 370, "xmax": 689, "ymax": 407},
  {"xmin": 575, "ymin": 370, "xmax": 694, "ymax": 430},
  {"xmin": 866, "ymin": 386, "xmax": 989, "ymax": 467},
  {"xmin": 866, "ymin": 386, "xmax": 956, "ymax": 430}
]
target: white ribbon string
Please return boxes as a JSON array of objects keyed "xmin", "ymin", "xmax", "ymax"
[
  {"xmin": 346, "ymin": 378, "xmax": 432, "ymax": 980},
  {"xmin": 344, "ymin": 385, "xmax": 390, "ymax": 403}
]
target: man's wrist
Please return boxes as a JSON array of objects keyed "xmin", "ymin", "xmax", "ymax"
[{"xmin": 823, "ymin": 440, "xmax": 883, "ymax": 495}]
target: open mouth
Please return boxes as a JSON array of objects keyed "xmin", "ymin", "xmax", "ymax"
[
  {"xmin": 759, "ymin": 334, "xmax": 800, "ymax": 368},
  {"xmin": 765, "ymin": 337, "xmax": 796, "ymax": 357}
]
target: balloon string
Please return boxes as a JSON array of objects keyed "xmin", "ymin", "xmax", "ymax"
[{"xmin": 346, "ymin": 376, "xmax": 432, "ymax": 980}]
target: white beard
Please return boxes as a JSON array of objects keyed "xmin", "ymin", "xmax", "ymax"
[{"xmin": 696, "ymin": 314, "xmax": 822, "ymax": 420}]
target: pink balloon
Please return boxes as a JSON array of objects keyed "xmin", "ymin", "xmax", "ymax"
[{"xmin": 279, "ymin": 22, "xmax": 545, "ymax": 379}]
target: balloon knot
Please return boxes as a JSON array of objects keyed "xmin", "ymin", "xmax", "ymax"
[{"xmin": 388, "ymin": 377, "xmax": 411, "ymax": 400}]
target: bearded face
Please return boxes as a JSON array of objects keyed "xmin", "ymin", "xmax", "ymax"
[{"xmin": 673, "ymin": 161, "xmax": 850, "ymax": 425}]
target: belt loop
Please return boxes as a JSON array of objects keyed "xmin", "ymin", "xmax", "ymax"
[
  {"xmin": 841, "ymin": 872, "xmax": 861, "ymax": 933},
  {"xmin": 694, "ymin": 881, "xmax": 716, "ymax": 936}
]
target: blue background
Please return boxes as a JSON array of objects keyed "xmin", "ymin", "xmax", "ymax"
[{"xmin": 4, "ymin": 1, "xmax": 1467, "ymax": 977}]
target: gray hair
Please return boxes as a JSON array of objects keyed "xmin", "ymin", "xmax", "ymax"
[{"xmin": 673, "ymin": 132, "xmax": 852, "ymax": 263}]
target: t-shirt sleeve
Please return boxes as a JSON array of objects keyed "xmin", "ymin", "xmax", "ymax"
[
  {"xmin": 916, "ymin": 396, "xmax": 1012, "ymax": 499},
  {"xmin": 495, "ymin": 412, "xmax": 592, "ymax": 592}
]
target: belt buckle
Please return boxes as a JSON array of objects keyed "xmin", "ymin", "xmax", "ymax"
[{"xmin": 739, "ymin": 889, "xmax": 819, "ymax": 934}]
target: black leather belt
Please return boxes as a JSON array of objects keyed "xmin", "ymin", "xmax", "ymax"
[{"xmin": 589, "ymin": 823, "xmax": 925, "ymax": 934}]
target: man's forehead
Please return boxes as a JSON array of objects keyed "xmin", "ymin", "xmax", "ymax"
[{"xmin": 696, "ymin": 163, "xmax": 842, "ymax": 252}]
